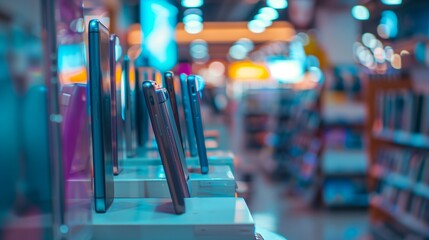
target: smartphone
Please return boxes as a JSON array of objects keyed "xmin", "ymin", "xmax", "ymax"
[
  {"xmin": 60, "ymin": 84, "xmax": 90, "ymax": 177},
  {"xmin": 123, "ymin": 55, "xmax": 137, "ymax": 157},
  {"xmin": 187, "ymin": 75, "xmax": 209, "ymax": 174},
  {"xmin": 88, "ymin": 19, "xmax": 114, "ymax": 213},
  {"xmin": 109, "ymin": 34, "xmax": 121, "ymax": 175},
  {"xmin": 163, "ymin": 71, "xmax": 183, "ymax": 148},
  {"xmin": 179, "ymin": 74, "xmax": 198, "ymax": 157},
  {"xmin": 142, "ymin": 81, "xmax": 190, "ymax": 214},
  {"xmin": 134, "ymin": 57, "xmax": 151, "ymax": 147}
]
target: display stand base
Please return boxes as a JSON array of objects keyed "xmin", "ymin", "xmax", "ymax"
[
  {"xmin": 91, "ymin": 198, "xmax": 255, "ymax": 240},
  {"xmin": 145, "ymin": 136, "xmax": 219, "ymax": 150},
  {"xmin": 125, "ymin": 150, "xmax": 235, "ymax": 173},
  {"xmin": 114, "ymin": 165, "xmax": 236, "ymax": 198}
]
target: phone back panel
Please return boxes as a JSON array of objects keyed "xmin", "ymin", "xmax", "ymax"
[
  {"xmin": 88, "ymin": 20, "xmax": 114, "ymax": 213},
  {"xmin": 179, "ymin": 74, "xmax": 198, "ymax": 157},
  {"xmin": 187, "ymin": 75, "xmax": 209, "ymax": 174}
]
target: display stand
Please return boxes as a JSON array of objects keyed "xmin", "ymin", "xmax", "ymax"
[
  {"xmin": 91, "ymin": 198, "xmax": 254, "ymax": 240},
  {"xmin": 124, "ymin": 150, "xmax": 236, "ymax": 173},
  {"xmin": 114, "ymin": 165, "xmax": 236, "ymax": 198},
  {"xmin": 145, "ymin": 137, "xmax": 219, "ymax": 150}
]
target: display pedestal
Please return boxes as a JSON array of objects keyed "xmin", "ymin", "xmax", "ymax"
[
  {"xmin": 91, "ymin": 198, "xmax": 254, "ymax": 240},
  {"xmin": 114, "ymin": 165, "xmax": 236, "ymax": 198},
  {"xmin": 124, "ymin": 150, "xmax": 235, "ymax": 173},
  {"xmin": 145, "ymin": 136, "xmax": 219, "ymax": 151}
]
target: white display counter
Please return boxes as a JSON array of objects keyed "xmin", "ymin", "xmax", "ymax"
[
  {"xmin": 114, "ymin": 165, "xmax": 236, "ymax": 198},
  {"xmin": 91, "ymin": 198, "xmax": 255, "ymax": 240}
]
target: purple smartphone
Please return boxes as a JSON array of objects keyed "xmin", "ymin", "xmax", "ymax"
[{"xmin": 60, "ymin": 84, "xmax": 90, "ymax": 177}]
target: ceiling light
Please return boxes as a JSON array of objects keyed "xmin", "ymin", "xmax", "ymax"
[
  {"xmin": 255, "ymin": 14, "xmax": 273, "ymax": 27},
  {"xmin": 236, "ymin": 38, "xmax": 254, "ymax": 52},
  {"xmin": 190, "ymin": 39, "xmax": 208, "ymax": 59},
  {"xmin": 362, "ymin": 33, "xmax": 375, "ymax": 47},
  {"xmin": 183, "ymin": 14, "xmax": 202, "ymax": 24},
  {"xmin": 384, "ymin": 46, "xmax": 394, "ymax": 61},
  {"xmin": 255, "ymin": 12, "xmax": 272, "ymax": 21},
  {"xmin": 267, "ymin": 58, "xmax": 304, "ymax": 83},
  {"xmin": 391, "ymin": 54, "xmax": 401, "ymax": 69},
  {"xmin": 296, "ymin": 32, "xmax": 309, "ymax": 46},
  {"xmin": 351, "ymin": 5, "xmax": 370, "ymax": 20},
  {"xmin": 229, "ymin": 44, "xmax": 248, "ymax": 60},
  {"xmin": 185, "ymin": 21, "xmax": 203, "ymax": 34},
  {"xmin": 191, "ymin": 50, "xmax": 207, "ymax": 59},
  {"xmin": 267, "ymin": 0, "xmax": 288, "ymax": 9},
  {"xmin": 259, "ymin": 7, "xmax": 278, "ymax": 20},
  {"xmin": 184, "ymin": 8, "xmax": 203, "ymax": 17},
  {"xmin": 248, "ymin": 19, "xmax": 265, "ymax": 33},
  {"xmin": 181, "ymin": 0, "xmax": 203, "ymax": 8},
  {"xmin": 378, "ymin": 10, "xmax": 398, "ymax": 39},
  {"xmin": 191, "ymin": 39, "xmax": 207, "ymax": 48},
  {"xmin": 208, "ymin": 61, "xmax": 225, "ymax": 77},
  {"xmin": 191, "ymin": 44, "xmax": 207, "ymax": 54},
  {"xmin": 381, "ymin": 0, "xmax": 402, "ymax": 5}
]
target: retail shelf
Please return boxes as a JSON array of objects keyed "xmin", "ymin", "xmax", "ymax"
[
  {"xmin": 322, "ymin": 149, "xmax": 368, "ymax": 175},
  {"xmin": 322, "ymin": 100, "xmax": 366, "ymax": 124},
  {"xmin": 414, "ymin": 183, "xmax": 429, "ymax": 199},
  {"xmin": 369, "ymin": 223, "xmax": 403, "ymax": 240},
  {"xmin": 322, "ymin": 121, "xmax": 365, "ymax": 128},
  {"xmin": 372, "ymin": 128, "xmax": 429, "ymax": 150},
  {"xmin": 325, "ymin": 199, "xmax": 369, "ymax": 208},
  {"xmin": 324, "ymin": 172, "xmax": 367, "ymax": 178},
  {"xmin": 370, "ymin": 165, "xmax": 429, "ymax": 199},
  {"xmin": 384, "ymin": 173, "xmax": 414, "ymax": 190},
  {"xmin": 370, "ymin": 195, "xmax": 429, "ymax": 239}
]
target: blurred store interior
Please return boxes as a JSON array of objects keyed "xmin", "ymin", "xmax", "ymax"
[{"xmin": 1, "ymin": 0, "xmax": 429, "ymax": 239}]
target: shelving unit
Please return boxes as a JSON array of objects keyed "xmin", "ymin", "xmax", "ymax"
[
  {"xmin": 372, "ymin": 128, "xmax": 429, "ymax": 149},
  {"xmin": 319, "ymin": 89, "xmax": 369, "ymax": 208},
  {"xmin": 370, "ymin": 166, "xmax": 429, "ymax": 199},
  {"xmin": 367, "ymin": 74, "xmax": 429, "ymax": 240},
  {"xmin": 370, "ymin": 196, "xmax": 429, "ymax": 239}
]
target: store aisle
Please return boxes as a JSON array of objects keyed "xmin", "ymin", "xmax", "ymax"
[{"xmin": 247, "ymin": 173, "xmax": 371, "ymax": 240}]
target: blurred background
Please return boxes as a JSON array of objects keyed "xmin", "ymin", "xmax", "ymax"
[{"xmin": 1, "ymin": 0, "xmax": 429, "ymax": 239}]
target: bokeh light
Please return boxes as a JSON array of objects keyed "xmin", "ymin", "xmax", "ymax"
[
  {"xmin": 181, "ymin": 0, "xmax": 203, "ymax": 8},
  {"xmin": 248, "ymin": 19, "xmax": 265, "ymax": 33},
  {"xmin": 259, "ymin": 7, "xmax": 279, "ymax": 20},
  {"xmin": 185, "ymin": 20, "xmax": 203, "ymax": 34},
  {"xmin": 351, "ymin": 5, "xmax": 370, "ymax": 20},
  {"xmin": 267, "ymin": 0, "xmax": 288, "ymax": 9},
  {"xmin": 381, "ymin": 0, "xmax": 402, "ymax": 5},
  {"xmin": 229, "ymin": 44, "xmax": 248, "ymax": 60}
]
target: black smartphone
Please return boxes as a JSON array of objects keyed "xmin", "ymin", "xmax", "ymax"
[
  {"xmin": 163, "ymin": 71, "xmax": 183, "ymax": 148},
  {"xmin": 142, "ymin": 80, "xmax": 190, "ymax": 214},
  {"xmin": 134, "ymin": 57, "xmax": 151, "ymax": 147},
  {"xmin": 123, "ymin": 55, "xmax": 137, "ymax": 157},
  {"xmin": 88, "ymin": 19, "xmax": 114, "ymax": 213},
  {"xmin": 109, "ymin": 34, "xmax": 121, "ymax": 175},
  {"xmin": 187, "ymin": 75, "xmax": 209, "ymax": 174},
  {"xmin": 179, "ymin": 74, "xmax": 198, "ymax": 157}
]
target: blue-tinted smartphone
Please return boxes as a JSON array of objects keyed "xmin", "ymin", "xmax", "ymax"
[
  {"xmin": 123, "ymin": 55, "xmax": 137, "ymax": 157},
  {"xmin": 109, "ymin": 34, "xmax": 121, "ymax": 175},
  {"xmin": 164, "ymin": 71, "xmax": 183, "ymax": 149},
  {"xmin": 179, "ymin": 74, "xmax": 198, "ymax": 157},
  {"xmin": 134, "ymin": 57, "xmax": 151, "ymax": 148},
  {"xmin": 88, "ymin": 19, "xmax": 114, "ymax": 213},
  {"xmin": 142, "ymin": 81, "xmax": 190, "ymax": 214},
  {"xmin": 187, "ymin": 75, "xmax": 209, "ymax": 174}
]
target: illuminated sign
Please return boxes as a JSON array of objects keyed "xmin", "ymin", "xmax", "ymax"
[{"xmin": 228, "ymin": 61, "xmax": 270, "ymax": 81}]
